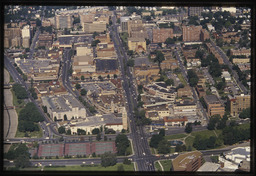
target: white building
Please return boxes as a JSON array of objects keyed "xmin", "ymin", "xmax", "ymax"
[
  {"xmin": 41, "ymin": 94, "xmax": 87, "ymax": 120},
  {"xmin": 221, "ymin": 71, "xmax": 231, "ymax": 82},
  {"xmin": 68, "ymin": 113, "xmax": 124, "ymax": 135},
  {"xmin": 221, "ymin": 7, "xmax": 237, "ymax": 14},
  {"xmin": 21, "ymin": 25, "xmax": 31, "ymax": 39},
  {"xmin": 197, "ymin": 162, "xmax": 220, "ymax": 172},
  {"xmin": 223, "ymin": 147, "xmax": 250, "ymax": 164},
  {"xmin": 173, "ymin": 101, "xmax": 197, "ymax": 117}
]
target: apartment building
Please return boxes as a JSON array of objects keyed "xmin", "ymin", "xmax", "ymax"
[
  {"xmin": 127, "ymin": 19, "xmax": 143, "ymax": 37},
  {"xmin": 182, "ymin": 25, "xmax": 202, "ymax": 42},
  {"xmin": 73, "ymin": 55, "xmax": 96, "ymax": 75},
  {"xmin": 229, "ymin": 94, "xmax": 250, "ymax": 117},
  {"xmin": 163, "ymin": 116, "xmax": 188, "ymax": 127},
  {"xmin": 188, "ymin": 7, "xmax": 204, "ymax": 16},
  {"xmin": 55, "ymin": 14, "xmax": 73, "ymax": 29},
  {"xmin": 177, "ymin": 85, "xmax": 193, "ymax": 98},
  {"xmin": 204, "ymin": 95, "xmax": 225, "ymax": 117},
  {"xmin": 230, "ymin": 49, "xmax": 251, "ymax": 57},
  {"xmin": 82, "ymin": 21, "xmax": 107, "ymax": 33},
  {"xmin": 153, "ymin": 28, "xmax": 173, "ymax": 43}
]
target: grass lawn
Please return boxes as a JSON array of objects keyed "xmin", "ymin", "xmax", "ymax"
[
  {"xmin": 237, "ymin": 123, "xmax": 250, "ymax": 130},
  {"xmin": 15, "ymin": 123, "xmax": 43, "ymax": 138},
  {"xmin": 11, "ymin": 89, "xmax": 26, "ymax": 115},
  {"xmin": 177, "ymin": 73, "xmax": 187, "ymax": 86},
  {"xmin": 164, "ymin": 133, "xmax": 187, "ymax": 141},
  {"xmin": 154, "ymin": 162, "xmax": 162, "ymax": 171},
  {"xmin": 151, "ymin": 147, "xmax": 156, "ymax": 154},
  {"xmin": 184, "ymin": 136, "xmax": 195, "ymax": 149},
  {"xmin": 191, "ymin": 130, "xmax": 217, "ymax": 138},
  {"xmin": 160, "ymin": 160, "xmax": 172, "ymax": 171},
  {"xmin": 43, "ymin": 163, "xmax": 134, "ymax": 171},
  {"xmin": 126, "ymin": 142, "xmax": 133, "ymax": 155}
]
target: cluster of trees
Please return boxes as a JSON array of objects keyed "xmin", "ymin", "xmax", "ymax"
[
  {"xmin": 153, "ymin": 51, "xmax": 165, "ymax": 66},
  {"xmin": 40, "ymin": 26, "xmax": 52, "ymax": 34},
  {"xmin": 184, "ymin": 123, "xmax": 193, "ymax": 133},
  {"xmin": 175, "ymin": 144, "xmax": 190, "ymax": 152},
  {"xmin": 127, "ymin": 59, "xmax": 135, "ymax": 67},
  {"xmin": 149, "ymin": 129, "xmax": 170, "ymax": 154},
  {"xmin": 4, "ymin": 143, "xmax": 31, "ymax": 168},
  {"xmin": 101, "ymin": 152, "xmax": 117, "ymax": 167},
  {"xmin": 207, "ymin": 114, "xmax": 228, "ymax": 130},
  {"xmin": 159, "ymin": 22, "xmax": 174, "ymax": 29},
  {"xmin": 134, "ymin": 108, "xmax": 151, "ymax": 126},
  {"xmin": 12, "ymin": 83, "xmax": 28, "ymax": 99},
  {"xmin": 91, "ymin": 39, "xmax": 100, "ymax": 47},
  {"xmin": 232, "ymin": 64, "xmax": 248, "ymax": 87},
  {"xmin": 115, "ymin": 134, "xmax": 130, "ymax": 156},
  {"xmin": 18, "ymin": 102, "xmax": 44, "ymax": 132},
  {"xmin": 188, "ymin": 16, "xmax": 199, "ymax": 25},
  {"xmin": 193, "ymin": 135, "xmax": 222, "ymax": 150},
  {"xmin": 239, "ymin": 108, "xmax": 250, "ymax": 119},
  {"xmin": 222, "ymin": 124, "xmax": 250, "ymax": 145},
  {"xmin": 187, "ymin": 69, "xmax": 199, "ymax": 87}
]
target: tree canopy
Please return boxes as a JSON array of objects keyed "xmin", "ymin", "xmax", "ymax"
[{"xmin": 101, "ymin": 152, "xmax": 117, "ymax": 167}]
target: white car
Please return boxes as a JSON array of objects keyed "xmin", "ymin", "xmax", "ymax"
[{"xmin": 143, "ymin": 152, "xmax": 145, "ymax": 155}]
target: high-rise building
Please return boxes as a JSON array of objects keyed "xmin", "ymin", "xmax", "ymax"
[
  {"xmin": 153, "ymin": 28, "xmax": 173, "ymax": 43},
  {"xmin": 200, "ymin": 28, "xmax": 210, "ymax": 41},
  {"xmin": 182, "ymin": 25, "xmax": 202, "ymax": 42},
  {"xmin": 229, "ymin": 94, "xmax": 250, "ymax": 117},
  {"xmin": 188, "ymin": 7, "xmax": 204, "ymax": 16},
  {"xmin": 120, "ymin": 16, "xmax": 130, "ymax": 33},
  {"xmin": 21, "ymin": 25, "xmax": 30, "ymax": 39},
  {"xmin": 22, "ymin": 37, "xmax": 30, "ymax": 48},
  {"xmin": 55, "ymin": 14, "xmax": 73, "ymax": 29},
  {"xmin": 82, "ymin": 21, "xmax": 107, "ymax": 33},
  {"xmin": 127, "ymin": 19, "xmax": 143, "ymax": 37}
]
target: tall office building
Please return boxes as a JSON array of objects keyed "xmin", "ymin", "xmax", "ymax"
[
  {"xmin": 21, "ymin": 25, "xmax": 31, "ymax": 39},
  {"xmin": 229, "ymin": 94, "xmax": 250, "ymax": 117},
  {"xmin": 55, "ymin": 14, "xmax": 73, "ymax": 29},
  {"xmin": 188, "ymin": 7, "xmax": 204, "ymax": 16}
]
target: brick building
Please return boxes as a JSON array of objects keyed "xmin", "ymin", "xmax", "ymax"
[
  {"xmin": 204, "ymin": 95, "xmax": 225, "ymax": 117},
  {"xmin": 182, "ymin": 25, "xmax": 202, "ymax": 42},
  {"xmin": 153, "ymin": 28, "xmax": 173, "ymax": 43},
  {"xmin": 172, "ymin": 151, "xmax": 203, "ymax": 171}
]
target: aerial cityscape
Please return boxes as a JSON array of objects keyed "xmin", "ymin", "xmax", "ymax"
[{"xmin": 3, "ymin": 5, "xmax": 251, "ymax": 173}]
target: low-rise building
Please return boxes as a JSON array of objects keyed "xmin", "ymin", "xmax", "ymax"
[
  {"xmin": 177, "ymin": 85, "xmax": 193, "ymax": 98},
  {"xmin": 173, "ymin": 100, "xmax": 197, "ymax": 117},
  {"xmin": 145, "ymin": 104, "xmax": 170, "ymax": 119},
  {"xmin": 68, "ymin": 113, "xmax": 125, "ymax": 134},
  {"xmin": 221, "ymin": 71, "xmax": 232, "ymax": 82},
  {"xmin": 204, "ymin": 95, "xmax": 225, "ymax": 117},
  {"xmin": 197, "ymin": 162, "xmax": 220, "ymax": 172},
  {"xmin": 82, "ymin": 21, "xmax": 107, "ymax": 33},
  {"xmin": 127, "ymin": 37, "xmax": 146, "ymax": 53},
  {"xmin": 41, "ymin": 94, "xmax": 87, "ymax": 120},
  {"xmin": 172, "ymin": 151, "xmax": 203, "ymax": 171},
  {"xmin": 230, "ymin": 49, "xmax": 251, "ymax": 57},
  {"xmin": 144, "ymin": 82, "xmax": 177, "ymax": 102},
  {"xmin": 223, "ymin": 147, "xmax": 250, "ymax": 164},
  {"xmin": 163, "ymin": 116, "xmax": 188, "ymax": 126}
]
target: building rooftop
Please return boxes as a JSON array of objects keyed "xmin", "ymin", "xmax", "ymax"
[
  {"xmin": 70, "ymin": 113, "xmax": 122, "ymax": 127},
  {"xmin": 197, "ymin": 162, "xmax": 220, "ymax": 172},
  {"xmin": 41, "ymin": 94, "xmax": 85, "ymax": 113},
  {"xmin": 95, "ymin": 59, "xmax": 118, "ymax": 71},
  {"xmin": 204, "ymin": 95, "xmax": 220, "ymax": 104},
  {"xmin": 172, "ymin": 151, "xmax": 203, "ymax": 171}
]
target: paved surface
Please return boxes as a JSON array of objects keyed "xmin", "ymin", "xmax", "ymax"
[{"xmin": 4, "ymin": 69, "xmax": 18, "ymax": 153}]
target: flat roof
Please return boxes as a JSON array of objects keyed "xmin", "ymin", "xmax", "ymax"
[
  {"xmin": 197, "ymin": 162, "xmax": 220, "ymax": 172},
  {"xmin": 172, "ymin": 151, "xmax": 202, "ymax": 171}
]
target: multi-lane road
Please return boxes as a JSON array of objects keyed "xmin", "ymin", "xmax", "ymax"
[{"xmin": 110, "ymin": 11, "xmax": 155, "ymax": 171}]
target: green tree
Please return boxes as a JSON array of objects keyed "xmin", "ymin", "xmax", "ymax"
[
  {"xmin": 165, "ymin": 79, "xmax": 174, "ymax": 86},
  {"xmin": 115, "ymin": 134, "xmax": 130, "ymax": 156},
  {"xmin": 127, "ymin": 50, "xmax": 133, "ymax": 56},
  {"xmin": 165, "ymin": 37, "xmax": 175, "ymax": 45},
  {"xmin": 101, "ymin": 152, "xmax": 117, "ymax": 167},
  {"xmin": 66, "ymin": 129, "xmax": 71, "ymax": 135},
  {"xmin": 58, "ymin": 126, "xmax": 66, "ymax": 134},
  {"xmin": 185, "ymin": 123, "xmax": 193, "ymax": 133},
  {"xmin": 75, "ymin": 83, "xmax": 81, "ymax": 90},
  {"xmin": 92, "ymin": 128, "xmax": 100, "ymax": 135},
  {"xmin": 81, "ymin": 75, "xmax": 85, "ymax": 80},
  {"xmin": 54, "ymin": 116, "xmax": 57, "ymax": 122},
  {"xmin": 114, "ymin": 74, "xmax": 117, "ymax": 79},
  {"xmin": 96, "ymin": 133, "xmax": 101, "ymax": 141},
  {"xmin": 123, "ymin": 158, "xmax": 131, "ymax": 165},
  {"xmin": 64, "ymin": 114, "xmax": 67, "ymax": 121},
  {"xmin": 127, "ymin": 59, "xmax": 134, "ymax": 67},
  {"xmin": 14, "ymin": 154, "xmax": 31, "ymax": 168},
  {"xmin": 239, "ymin": 108, "xmax": 250, "ymax": 119},
  {"xmin": 81, "ymin": 89, "xmax": 87, "ymax": 96},
  {"xmin": 157, "ymin": 139, "xmax": 170, "ymax": 154},
  {"xmin": 154, "ymin": 51, "xmax": 165, "ymax": 65},
  {"xmin": 149, "ymin": 134, "xmax": 163, "ymax": 148},
  {"xmin": 159, "ymin": 129, "xmax": 165, "ymax": 137}
]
